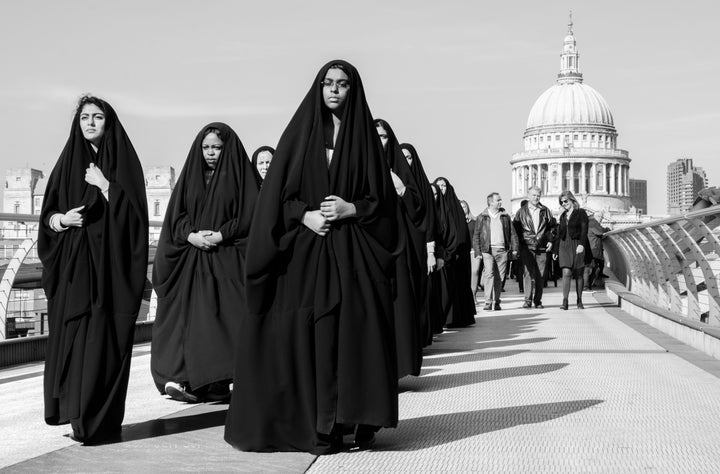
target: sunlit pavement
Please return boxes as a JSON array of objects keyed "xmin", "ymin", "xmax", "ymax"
[{"xmin": 4, "ymin": 282, "xmax": 720, "ymax": 472}]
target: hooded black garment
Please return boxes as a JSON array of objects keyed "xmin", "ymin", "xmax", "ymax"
[
  {"xmin": 401, "ymin": 143, "xmax": 438, "ymax": 345},
  {"xmin": 375, "ymin": 120, "xmax": 425, "ymax": 377},
  {"xmin": 225, "ymin": 60, "xmax": 400, "ymax": 453},
  {"xmin": 433, "ymin": 177, "xmax": 476, "ymax": 328},
  {"xmin": 39, "ymin": 98, "xmax": 148, "ymax": 442},
  {"xmin": 251, "ymin": 145, "xmax": 275, "ymax": 181},
  {"xmin": 151, "ymin": 123, "xmax": 260, "ymax": 393}
]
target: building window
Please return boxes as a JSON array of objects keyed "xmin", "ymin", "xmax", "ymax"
[
  {"xmin": 591, "ymin": 135, "xmax": 595, "ymax": 140},
  {"xmin": 583, "ymin": 134, "xmax": 587, "ymax": 140},
  {"xmin": 14, "ymin": 202, "xmax": 20, "ymax": 214},
  {"xmin": 555, "ymin": 135, "xmax": 560, "ymax": 141},
  {"xmin": 154, "ymin": 200, "xmax": 161, "ymax": 217},
  {"xmin": 540, "ymin": 136, "xmax": 543, "ymax": 142},
  {"xmin": 573, "ymin": 134, "xmax": 578, "ymax": 140}
]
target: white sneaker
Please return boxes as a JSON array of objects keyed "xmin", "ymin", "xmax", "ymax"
[{"xmin": 164, "ymin": 381, "xmax": 198, "ymax": 403}]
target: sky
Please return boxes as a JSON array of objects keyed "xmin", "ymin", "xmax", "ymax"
[{"xmin": 1, "ymin": 1, "xmax": 718, "ymax": 215}]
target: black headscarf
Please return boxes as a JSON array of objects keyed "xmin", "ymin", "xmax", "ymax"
[
  {"xmin": 39, "ymin": 98, "xmax": 148, "ymax": 318},
  {"xmin": 400, "ymin": 143, "xmax": 436, "ymax": 244},
  {"xmin": 433, "ymin": 176, "xmax": 469, "ymax": 257},
  {"xmin": 251, "ymin": 146, "xmax": 275, "ymax": 181},
  {"xmin": 152, "ymin": 123, "xmax": 260, "ymax": 297},
  {"xmin": 245, "ymin": 59, "xmax": 399, "ymax": 315}
]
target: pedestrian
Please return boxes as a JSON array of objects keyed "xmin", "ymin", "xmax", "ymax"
[
  {"xmin": 225, "ymin": 60, "xmax": 400, "ymax": 454},
  {"xmin": 513, "ymin": 186, "xmax": 555, "ymax": 309},
  {"xmin": 151, "ymin": 123, "xmax": 260, "ymax": 403},
  {"xmin": 374, "ymin": 118, "xmax": 425, "ymax": 378},
  {"xmin": 427, "ymin": 182, "xmax": 449, "ymax": 336},
  {"xmin": 473, "ymin": 193, "xmax": 518, "ymax": 311},
  {"xmin": 585, "ymin": 209, "xmax": 610, "ymax": 289},
  {"xmin": 460, "ymin": 200, "xmax": 482, "ymax": 302},
  {"xmin": 251, "ymin": 145, "xmax": 274, "ymax": 181},
  {"xmin": 433, "ymin": 177, "xmax": 476, "ymax": 327},
  {"xmin": 553, "ymin": 190, "xmax": 591, "ymax": 310},
  {"xmin": 39, "ymin": 95, "xmax": 148, "ymax": 444},
  {"xmin": 400, "ymin": 143, "xmax": 438, "ymax": 347}
]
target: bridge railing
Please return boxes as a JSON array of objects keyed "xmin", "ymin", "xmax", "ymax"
[
  {"xmin": 603, "ymin": 205, "xmax": 720, "ymax": 325},
  {"xmin": 0, "ymin": 214, "xmax": 163, "ymax": 342}
]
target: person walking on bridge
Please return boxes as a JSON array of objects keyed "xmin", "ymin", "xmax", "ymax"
[{"xmin": 513, "ymin": 186, "xmax": 555, "ymax": 309}]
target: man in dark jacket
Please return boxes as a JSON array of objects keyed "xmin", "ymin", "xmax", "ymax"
[
  {"xmin": 513, "ymin": 186, "xmax": 555, "ymax": 308},
  {"xmin": 473, "ymin": 192, "xmax": 518, "ymax": 310}
]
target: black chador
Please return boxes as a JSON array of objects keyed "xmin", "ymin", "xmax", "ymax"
[
  {"xmin": 225, "ymin": 60, "xmax": 400, "ymax": 453},
  {"xmin": 39, "ymin": 98, "xmax": 148, "ymax": 443},
  {"xmin": 401, "ymin": 143, "xmax": 438, "ymax": 346},
  {"xmin": 434, "ymin": 177, "xmax": 477, "ymax": 328},
  {"xmin": 151, "ymin": 123, "xmax": 260, "ymax": 397},
  {"xmin": 375, "ymin": 120, "xmax": 426, "ymax": 378}
]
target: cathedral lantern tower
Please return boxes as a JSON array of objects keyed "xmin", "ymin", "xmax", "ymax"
[{"xmin": 510, "ymin": 13, "xmax": 632, "ymax": 214}]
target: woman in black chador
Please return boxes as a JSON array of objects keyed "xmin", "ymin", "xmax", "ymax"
[
  {"xmin": 151, "ymin": 123, "xmax": 260, "ymax": 402},
  {"xmin": 225, "ymin": 60, "xmax": 400, "ymax": 454},
  {"xmin": 251, "ymin": 145, "xmax": 274, "ymax": 181},
  {"xmin": 400, "ymin": 143, "xmax": 438, "ymax": 346},
  {"xmin": 433, "ymin": 177, "xmax": 477, "ymax": 328},
  {"xmin": 374, "ymin": 119, "xmax": 426, "ymax": 378},
  {"xmin": 40, "ymin": 95, "xmax": 148, "ymax": 443}
]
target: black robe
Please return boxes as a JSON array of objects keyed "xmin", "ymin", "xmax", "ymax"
[
  {"xmin": 433, "ymin": 177, "xmax": 476, "ymax": 328},
  {"xmin": 401, "ymin": 143, "xmax": 437, "ymax": 345},
  {"xmin": 428, "ymin": 183, "xmax": 452, "ymax": 334},
  {"xmin": 225, "ymin": 60, "xmax": 400, "ymax": 453},
  {"xmin": 375, "ymin": 121, "xmax": 425, "ymax": 378},
  {"xmin": 151, "ymin": 123, "xmax": 260, "ymax": 392},
  {"xmin": 39, "ymin": 99, "xmax": 148, "ymax": 442}
]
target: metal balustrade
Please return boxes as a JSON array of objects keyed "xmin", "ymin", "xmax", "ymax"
[
  {"xmin": 0, "ymin": 214, "xmax": 163, "ymax": 344},
  {"xmin": 604, "ymin": 205, "xmax": 720, "ymax": 325}
]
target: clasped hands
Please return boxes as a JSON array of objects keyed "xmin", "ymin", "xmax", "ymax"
[
  {"xmin": 303, "ymin": 195, "xmax": 355, "ymax": 236},
  {"xmin": 188, "ymin": 231, "xmax": 223, "ymax": 251}
]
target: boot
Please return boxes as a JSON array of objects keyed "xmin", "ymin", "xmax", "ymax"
[
  {"xmin": 577, "ymin": 298, "xmax": 584, "ymax": 310},
  {"xmin": 560, "ymin": 298, "xmax": 568, "ymax": 310}
]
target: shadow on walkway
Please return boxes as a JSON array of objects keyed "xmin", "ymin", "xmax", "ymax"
[
  {"xmin": 421, "ymin": 349, "xmax": 528, "ymax": 367},
  {"xmin": 378, "ymin": 399, "xmax": 604, "ymax": 451},
  {"xmin": 400, "ymin": 363, "xmax": 569, "ymax": 393},
  {"xmin": 115, "ymin": 405, "xmax": 228, "ymax": 444}
]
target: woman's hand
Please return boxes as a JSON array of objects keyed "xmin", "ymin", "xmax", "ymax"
[
  {"xmin": 552, "ymin": 253, "xmax": 558, "ymax": 260},
  {"xmin": 427, "ymin": 252, "xmax": 436, "ymax": 274},
  {"xmin": 188, "ymin": 231, "xmax": 216, "ymax": 251},
  {"xmin": 85, "ymin": 163, "xmax": 110, "ymax": 192},
  {"xmin": 320, "ymin": 195, "xmax": 356, "ymax": 221},
  {"xmin": 576, "ymin": 244, "xmax": 584, "ymax": 254},
  {"xmin": 302, "ymin": 210, "xmax": 331, "ymax": 236},
  {"xmin": 200, "ymin": 231, "xmax": 223, "ymax": 245},
  {"xmin": 436, "ymin": 258, "xmax": 445, "ymax": 270},
  {"xmin": 60, "ymin": 205, "xmax": 85, "ymax": 227}
]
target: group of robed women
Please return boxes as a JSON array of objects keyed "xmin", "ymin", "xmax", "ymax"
[{"xmin": 40, "ymin": 59, "xmax": 477, "ymax": 452}]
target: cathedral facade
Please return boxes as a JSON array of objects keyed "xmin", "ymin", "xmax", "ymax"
[{"xmin": 510, "ymin": 18, "xmax": 632, "ymax": 215}]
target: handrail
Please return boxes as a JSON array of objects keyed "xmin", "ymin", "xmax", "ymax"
[{"xmin": 603, "ymin": 204, "xmax": 720, "ymax": 326}]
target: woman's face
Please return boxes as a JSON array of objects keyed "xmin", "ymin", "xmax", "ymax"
[
  {"xmin": 560, "ymin": 195, "xmax": 573, "ymax": 211},
  {"xmin": 256, "ymin": 151, "xmax": 273, "ymax": 179},
  {"xmin": 432, "ymin": 185, "xmax": 438, "ymax": 201},
  {"xmin": 375, "ymin": 125, "xmax": 389, "ymax": 150},
  {"xmin": 402, "ymin": 149, "xmax": 413, "ymax": 166},
  {"xmin": 460, "ymin": 201, "xmax": 469, "ymax": 215},
  {"xmin": 322, "ymin": 68, "xmax": 350, "ymax": 114},
  {"xmin": 201, "ymin": 132, "xmax": 223, "ymax": 170},
  {"xmin": 79, "ymin": 104, "xmax": 106, "ymax": 146},
  {"xmin": 437, "ymin": 179, "xmax": 447, "ymax": 195}
]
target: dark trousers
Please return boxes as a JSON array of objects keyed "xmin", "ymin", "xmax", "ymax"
[{"xmin": 521, "ymin": 249, "xmax": 547, "ymax": 305}]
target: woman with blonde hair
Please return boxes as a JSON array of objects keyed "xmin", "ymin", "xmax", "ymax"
[{"xmin": 553, "ymin": 190, "xmax": 591, "ymax": 310}]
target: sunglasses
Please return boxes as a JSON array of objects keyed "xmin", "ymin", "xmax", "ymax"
[{"xmin": 560, "ymin": 199, "xmax": 569, "ymax": 204}]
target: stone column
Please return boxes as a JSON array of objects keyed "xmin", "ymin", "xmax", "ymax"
[
  {"xmin": 610, "ymin": 163, "xmax": 616, "ymax": 195},
  {"xmin": 590, "ymin": 162, "xmax": 596, "ymax": 193},
  {"xmin": 512, "ymin": 167, "xmax": 516, "ymax": 197},
  {"xmin": 570, "ymin": 162, "xmax": 575, "ymax": 193},
  {"xmin": 580, "ymin": 162, "xmax": 587, "ymax": 194}
]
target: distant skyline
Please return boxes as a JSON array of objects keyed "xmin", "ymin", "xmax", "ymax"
[{"xmin": 1, "ymin": 1, "xmax": 718, "ymax": 215}]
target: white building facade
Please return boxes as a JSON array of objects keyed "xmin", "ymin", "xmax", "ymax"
[{"xmin": 510, "ymin": 18, "xmax": 632, "ymax": 215}]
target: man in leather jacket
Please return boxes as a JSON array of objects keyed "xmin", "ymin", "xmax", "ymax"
[{"xmin": 513, "ymin": 186, "xmax": 556, "ymax": 309}]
